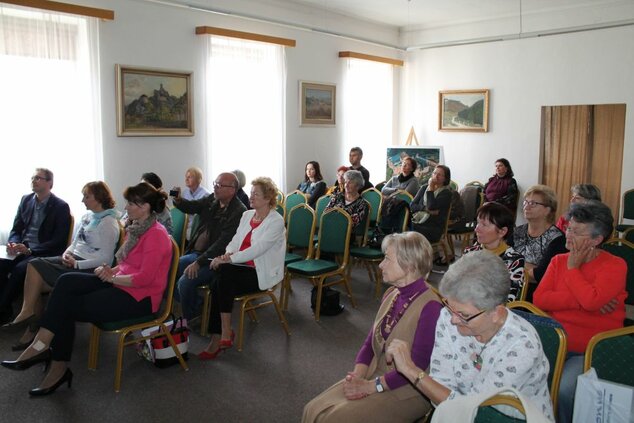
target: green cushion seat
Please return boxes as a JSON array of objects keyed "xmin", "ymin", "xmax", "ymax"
[
  {"xmin": 350, "ymin": 246, "xmax": 383, "ymax": 259},
  {"xmin": 287, "ymin": 259, "xmax": 339, "ymax": 276},
  {"xmin": 96, "ymin": 313, "xmax": 159, "ymax": 331},
  {"xmin": 285, "ymin": 253, "xmax": 304, "ymax": 265}
]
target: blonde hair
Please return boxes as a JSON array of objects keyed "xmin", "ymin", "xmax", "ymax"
[
  {"xmin": 186, "ymin": 167, "xmax": 203, "ymax": 184},
  {"xmin": 251, "ymin": 177, "xmax": 278, "ymax": 208},
  {"xmin": 381, "ymin": 231, "xmax": 433, "ymax": 279},
  {"xmin": 525, "ymin": 184, "xmax": 558, "ymax": 223}
]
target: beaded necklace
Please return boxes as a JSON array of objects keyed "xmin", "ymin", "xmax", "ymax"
[{"xmin": 383, "ymin": 289, "xmax": 423, "ymax": 334}]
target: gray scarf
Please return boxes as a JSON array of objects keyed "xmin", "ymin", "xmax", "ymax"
[{"xmin": 115, "ymin": 213, "xmax": 157, "ymax": 263}]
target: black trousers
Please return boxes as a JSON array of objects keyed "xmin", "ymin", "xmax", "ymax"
[
  {"xmin": 208, "ymin": 264, "xmax": 261, "ymax": 335},
  {"xmin": 40, "ymin": 273, "xmax": 152, "ymax": 361},
  {"xmin": 0, "ymin": 255, "xmax": 36, "ymax": 317}
]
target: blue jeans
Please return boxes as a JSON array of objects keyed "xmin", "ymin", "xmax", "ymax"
[
  {"xmin": 558, "ymin": 352, "xmax": 585, "ymax": 423},
  {"xmin": 174, "ymin": 253, "xmax": 216, "ymax": 320}
]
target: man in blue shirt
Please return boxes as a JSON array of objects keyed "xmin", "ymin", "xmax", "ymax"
[{"xmin": 0, "ymin": 168, "xmax": 71, "ymax": 323}]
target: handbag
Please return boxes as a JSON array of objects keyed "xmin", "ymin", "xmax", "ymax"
[
  {"xmin": 136, "ymin": 315, "xmax": 190, "ymax": 368},
  {"xmin": 310, "ymin": 286, "xmax": 344, "ymax": 316},
  {"xmin": 573, "ymin": 368, "xmax": 634, "ymax": 423}
]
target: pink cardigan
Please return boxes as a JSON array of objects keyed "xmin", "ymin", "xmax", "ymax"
[{"xmin": 116, "ymin": 222, "xmax": 172, "ymax": 312}]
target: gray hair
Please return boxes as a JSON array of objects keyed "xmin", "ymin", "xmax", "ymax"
[
  {"xmin": 344, "ymin": 169, "xmax": 364, "ymax": 190},
  {"xmin": 567, "ymin": 200, "xmax": 614, "ymax": 242},
  {"xmin": 381, "ymin": 231, "xmax": 433, "ymax": 279},
  {"xmin": 232, "ymin": 169, "xmax": 246, "ymax": 189},
  {"xmin": 571, "ymin": 184, "xmax": 602, "ymax": 202},
  {"xmin": 439, "ymin": 251, "xmax": 509, "ymax": 310}
]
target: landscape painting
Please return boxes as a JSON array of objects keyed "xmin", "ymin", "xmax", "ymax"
[
  {"xmin": 300, "ymin": 81, "xmax": 336, "ymax": 126},
  {"xmin": 116, "ymin": 65, "xmax": 193, "ymax": 136},
  {"xmin": 386, "ymin": 146, "xmax": 443, "ymax": 187},
  {"xmin": 438, "ymin": 89, "xmax": 489, "ymax": 132}
]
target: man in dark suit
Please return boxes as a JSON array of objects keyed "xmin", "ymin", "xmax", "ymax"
[{"xmin": 0, "ymin": 168, "xmax": 71, "ymax": 323}]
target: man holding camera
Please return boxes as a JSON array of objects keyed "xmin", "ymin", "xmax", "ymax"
[
  {"xmin": 0, "ymin": 168, "xmax": 71, "ymax": 323},
  {"xmin": 171, "ymin": 172, "xmax": 245, "ymax": 320}
]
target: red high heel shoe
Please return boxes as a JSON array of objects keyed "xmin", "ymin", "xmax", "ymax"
[
  {"xmin": 219, "ymin": 330, "xmax": 235, "ymax": 349},
  {"xmin": 197, "ymin": 348, "xmax": 223, "ymax": 361}
]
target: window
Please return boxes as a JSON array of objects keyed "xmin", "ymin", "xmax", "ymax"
[
  {"xmin": 0, "ymin": 5, "xmax": 102, "ymax": 240},
  {"xmin": 342, "ymin": 58, "xmax": 394, "ymax": 185},
  {"xmin": 204, "ymin": 36, "xmax": 286, "ymax": 191}
]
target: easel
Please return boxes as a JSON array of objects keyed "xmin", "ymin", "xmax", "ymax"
[{"xmin": 405, "ymin": 126, "xmax": 419, "ymax": 146}]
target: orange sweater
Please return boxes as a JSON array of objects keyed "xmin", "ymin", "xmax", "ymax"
[{"xmin": 533, "ymin": 251, "xmax": 627, "ymax": 353}]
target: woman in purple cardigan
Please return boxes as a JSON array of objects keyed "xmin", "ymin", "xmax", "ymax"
[
  {"xmin": 303, "ymin": 232, "xmax": 442, "ymax": 423},
  {"xmin": 483, "ymin": 158, "xmax": 519, "ymax": 216},
  {"xmin": 1, "ymin": 182, "xmax": 172, "ymax": 396}
]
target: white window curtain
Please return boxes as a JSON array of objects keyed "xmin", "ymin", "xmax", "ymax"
[
  {"xmin": 0, "ymin": 5, "xmax": 103, "ymax": 242},
  {"xmin": 204, "ymin": 36, "xmax": 286, "ymax": 192},
  {"xmin": 342, "ymin": 58, "xmax": 394, "ymax": 185}
]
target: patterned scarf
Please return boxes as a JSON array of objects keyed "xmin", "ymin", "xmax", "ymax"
[
  {"xmin": 87, "ymin": 208, "xmax": 119, "ymax": 229},
  {"xmin": 115, "ymin": 213, "xmax": 156, "ymax": 262}
]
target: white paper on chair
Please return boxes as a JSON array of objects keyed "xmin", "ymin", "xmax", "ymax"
[{"xmin": 0, "ymin": 246, "xmax": 17, "ymax": 260}]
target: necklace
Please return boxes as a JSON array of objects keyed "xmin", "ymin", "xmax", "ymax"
[
  {"xmin": 470, "ymin": 343, "xmax": 489, "ymax": 371},
  {"xmin": 383, "ymin": 289, "xmax": 422, "ymax": 334}
]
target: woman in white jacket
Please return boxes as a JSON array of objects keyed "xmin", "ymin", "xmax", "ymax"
[{"xmin": 199, "ymin": 177, "xmax": 286, "ymax": 360}]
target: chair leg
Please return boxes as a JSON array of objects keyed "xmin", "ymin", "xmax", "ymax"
[
  {"xmin": 200, "ymin": 289, "xmax": 210, "ymax": 336},
  {"xmin": 88, "ymin": 326, "xmax": 101, "ymax": 370},
  {"xmin": 268, "ymin": 292, "xmax": 290, "ymax": 336},
  {"xmin": 341, "ymin": 276, "xmax": 356, "ymax": 308},
  {"xmin": 238, "ymin": 299, "xmax": 247, "ymax": 351},
  {"xmin": 114, "ymin": 330, "xmax": 127, "ymax": 392},
  {"xmin": 282, "ymin": 272, "xmax": 292, "ymax": 311},
  {"xmin": 161, "ymin": 324, "xmax": 189, "ymax": 371},
  {"xmin": 314, "ymin": 281, "xmax": 324, "ymax": 321}
]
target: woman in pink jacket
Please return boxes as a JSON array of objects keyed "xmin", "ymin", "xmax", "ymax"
[{"xmin": 1, "ymin": 182, "xmax": 172, "ymax": 396}]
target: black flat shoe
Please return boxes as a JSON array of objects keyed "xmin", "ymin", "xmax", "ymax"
[
  {"xmin": 0, "ymin": 315, "xmax": 37, "ymax": 333},
  {"xmin": 1, "ymin": 348, "xmax": 51, "ymax": 371},
  {"xmin": 29, "ymin": 368, "xmax": 73, "ymax": 397}
]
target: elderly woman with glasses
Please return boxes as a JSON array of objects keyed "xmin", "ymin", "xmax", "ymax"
[
  {"xmin": 303, "ymin": 232, "xmax": 442, "ymax": 423},
  {"xmin": 534, "ymin": 201, "xmax": 626, "ymax": 423},
  {"xmin": 385, "ymin": 251, "xmax": 554, "ymax": 422},
  {"xmin": 513, "ymin": 185, "xmax": 566, "ymax": 284},
  {"xmin": 324, "ymin": 169, "xmax": 369, "ymax": 230}
]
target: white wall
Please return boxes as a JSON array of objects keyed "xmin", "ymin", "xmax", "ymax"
[
  {"xmin": 84, "ymin": 0, "xmax": 402, "ymax": 205},
  {"xmin": 401, "ymin": 25, "xmax": 634, "ymax": 221}
]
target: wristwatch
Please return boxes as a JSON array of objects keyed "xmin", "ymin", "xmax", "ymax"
[
  {"xmin": 414, "ymin": 370, "xmax": 427, "ymax": 387},
  {"xmin": 375, "ymin": 377, "xmax": 385, "ymax": 393}
]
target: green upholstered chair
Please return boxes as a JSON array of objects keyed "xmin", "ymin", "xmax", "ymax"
[
  {"xmin": 286, "ymin": 207, "xmax": 354, "ymax": 321},
  {"xmin": 616, "ymin": 188, "xmax": 634, "ymax": 233},
  {"xmin": 281, "ymin": 203, "xmax": 316, "ymax": 310},
  {"xmin": 169, "ymin": 207, "xmax": 188, "ymax": 253},
  {"xmin": 583, "ymin": 325, "xmax": 634, "ymax": 385},
  {"xmin": 312, "ymin": 194, "xmax": 332, "ymax": 240},
  {"xmin": 87, "ymin": 238, "xmax": 188, "ymax": 392},
  {"xmin": 449, "ymin": 179, "xmax": 459, "ymax": 192},
  {"xmin": 601, "ymin": 238, "xmax": 634, "ymax": 312},
  {"xmin": 624, "ymin": 227, "xmax": 634, "ymax": 244},
  {"xmin": 448, "ymin": 183, "xmax": 484, "ymax": 255},
  {"xmin": 276, "ymin": 189, "xmax": 285, "ymax": 205},
  {"xmin": 475, "ymin": 395, "xmax": 527, "ymax": 423},
  {"xmin": 284, "ymin": 190, "xmax": 307, "ymax": 223},
  {"xmin": 508, "ymin": 301, "xmax": 567, "ymax": 417},
  {"xmin": 275, "ymin": 203, "xmax": 285, "ymax": 220},
  {"xmin": 361, "ymin": 187, "xmax": 383, "ymax": 230}
]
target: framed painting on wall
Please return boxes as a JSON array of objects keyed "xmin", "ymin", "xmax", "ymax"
[
  {"xmin": 300, "ymin": 81, "xmax": 336, "ymax": 126},
  {"xmin": 438, "ymin": 89, "xmax": 489, "ymax": 132},
  {"xmin": 386, "ymin": 146, "xmax": 443, "ymax": 187},
  {"xmin": 116, "ymin": 65, "xmax": 193, "ymax": 136}
]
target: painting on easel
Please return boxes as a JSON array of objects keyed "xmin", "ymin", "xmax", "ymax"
[{"xmin": 386, "ymin": 146, "xmax": 443, "ymax": 187}]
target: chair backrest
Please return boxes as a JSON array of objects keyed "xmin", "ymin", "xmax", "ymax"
[
  {"xmin": 475, "ymin": 395, "xmax": 526, "ymax": 423},
  {"xmin": 277, "ymin": 190, "xmax": 285, "ymax": 205},
  {"xmin": 169, "ymin": 207, "xmax": 187, "ymax": 253},
  {"xmin": 362, "ymin": 187, "xmax": 383, "ymax": 227},
  {"xmin": 316, "ymin": 208, "xmax": 352, "ymax": 264},
  {"xmin": 449, "ymin": 179, "xmax": 459, "ymax": 192},
  {"xmin": 314, "ymin": 194, "xmax": 331, "ymax": 229},
  {"xmin": 583, "ymin": 326, "xmax": 634, "ymax": 386},
  {"xmin": 286, "ymin": 204, "xmax": 316, "ymax": 255},
  {"xmin": 465, "ymin": 180, "xmax": 485, "ymax": 189},
  {"xmin": 275, "ymin": 203, "xmax": 285, "ymax": 220},
  {"xmin": 601, "ymin": 238, "xmax": 634, "ymax": 305},
  {"xmin": 354, "ymin": 200, "xmax": 372, "ymax": 244},
  {"xmin": 163, "ymin": 237, "xmax": 180, "ymax": 317},
  {"xmin": 460, "ymin": 184, "xmax": 484, "ymax": 224},
  {"xmin": 374, "ymin": 180, "xmax": 387, "ymax": 192},
  {"xmin": 392, "ymin": 190, "xmax": 413, "ymax": 232},
  {"xmin": 622, "ymin": 188, "xmax": 634, "ymax": 220},
  {"xmin": 508, "ymin": 301, "xmax": 567, "ymax": 412},
  {"xmin": 66, "ymin": 214, "xmax": 75, "ymax": 247},
  {"xmin": 624, "ymin": 227, "xmax": 634, "ymax": 244},
  {"xmin": 284, "ymin": 191, "xmax": 308, "ymax": 221}
]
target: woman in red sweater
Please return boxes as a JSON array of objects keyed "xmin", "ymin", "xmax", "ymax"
[{"xmin": 533, "ymin": 200, "xmax": 626, "ymax": 423}]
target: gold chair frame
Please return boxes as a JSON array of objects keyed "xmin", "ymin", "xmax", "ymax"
[{"xmin": 583, "ymin": 325, "xmax": 634, "ymax": 372}]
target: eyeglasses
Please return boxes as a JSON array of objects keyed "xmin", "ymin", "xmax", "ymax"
[
  {"xmin": 522, "ymin": 200, "xmax": 548, "ymax": 208},
  {"xmin": 565, "ymin": 226, "xmax": 592, "ymax": 237},
  {"xmin": 213, "ymin": 182, "xmax": 235, "ymax": 189},
  {"xmin": 440, "ymin": 297, "xmax": 487, "ymax": 324},
  {"xmin": 31, "ymin": 175, "xmax": 50, "ymax": 182}
]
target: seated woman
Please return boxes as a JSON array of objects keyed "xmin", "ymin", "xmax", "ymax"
[
  {"xmin": 232, "ymin": 169, "xmax": 251, "ymax": 210},
  {"xmin": 199, "ymin": 177, "xmax": 286, "ymax": 360},
  {"xmin": 121, "ymin": 172, "xmax": 173, "ymax": 235},
  {"xmin": 0, "ymin": 182, "xmax": 172, "ymax": 396},
  {"xmin": 513, "ymin": 185, "xmax": 565, "ymax": 283},
  {"xmin": 533, "ymin": 201, "xmax": 626, "ymax": 423},
  {"xmin": 555, "ymin": 184, "xmax": 601, "ymax": 233},
  {"xmin": 386, "ymin": 251, "xmax": 554, "ymax": 422},
  {"xmin": 303, "ymin": 232, "xmax": 442, "ymax": 423},
  {"xmin": 326, "ymin": 165, "xmax": 348, "ymax": 195},
  {"xmin": 410, "ymin": 165, "xmax": 452, "ymax": 244},
  {"xmin": 297, "ymin": 161, "xmax": 327, "ymax": 209},
  {"xmin": 1, "ymin": 181, "xmax": 120, "ymax": 350},
  {"xmin": 381, "ymin": 157, "xmax": 419, "ymax": 197},
  {"xmin": 324, "ymin": 170, "xmax": 369, "ymax": 231},
  {"xmin": 483, "ymin": 158, "xmax": 519, "ymax": 215},
  {"xmin": 463, "ymin": 202, "xmax": 525, "ymax": 301}
]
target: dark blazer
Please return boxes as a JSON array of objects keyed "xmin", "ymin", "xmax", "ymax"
[{"xmin": 8, "ymin": 193, "xmax": 71, "ymax": 257}]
